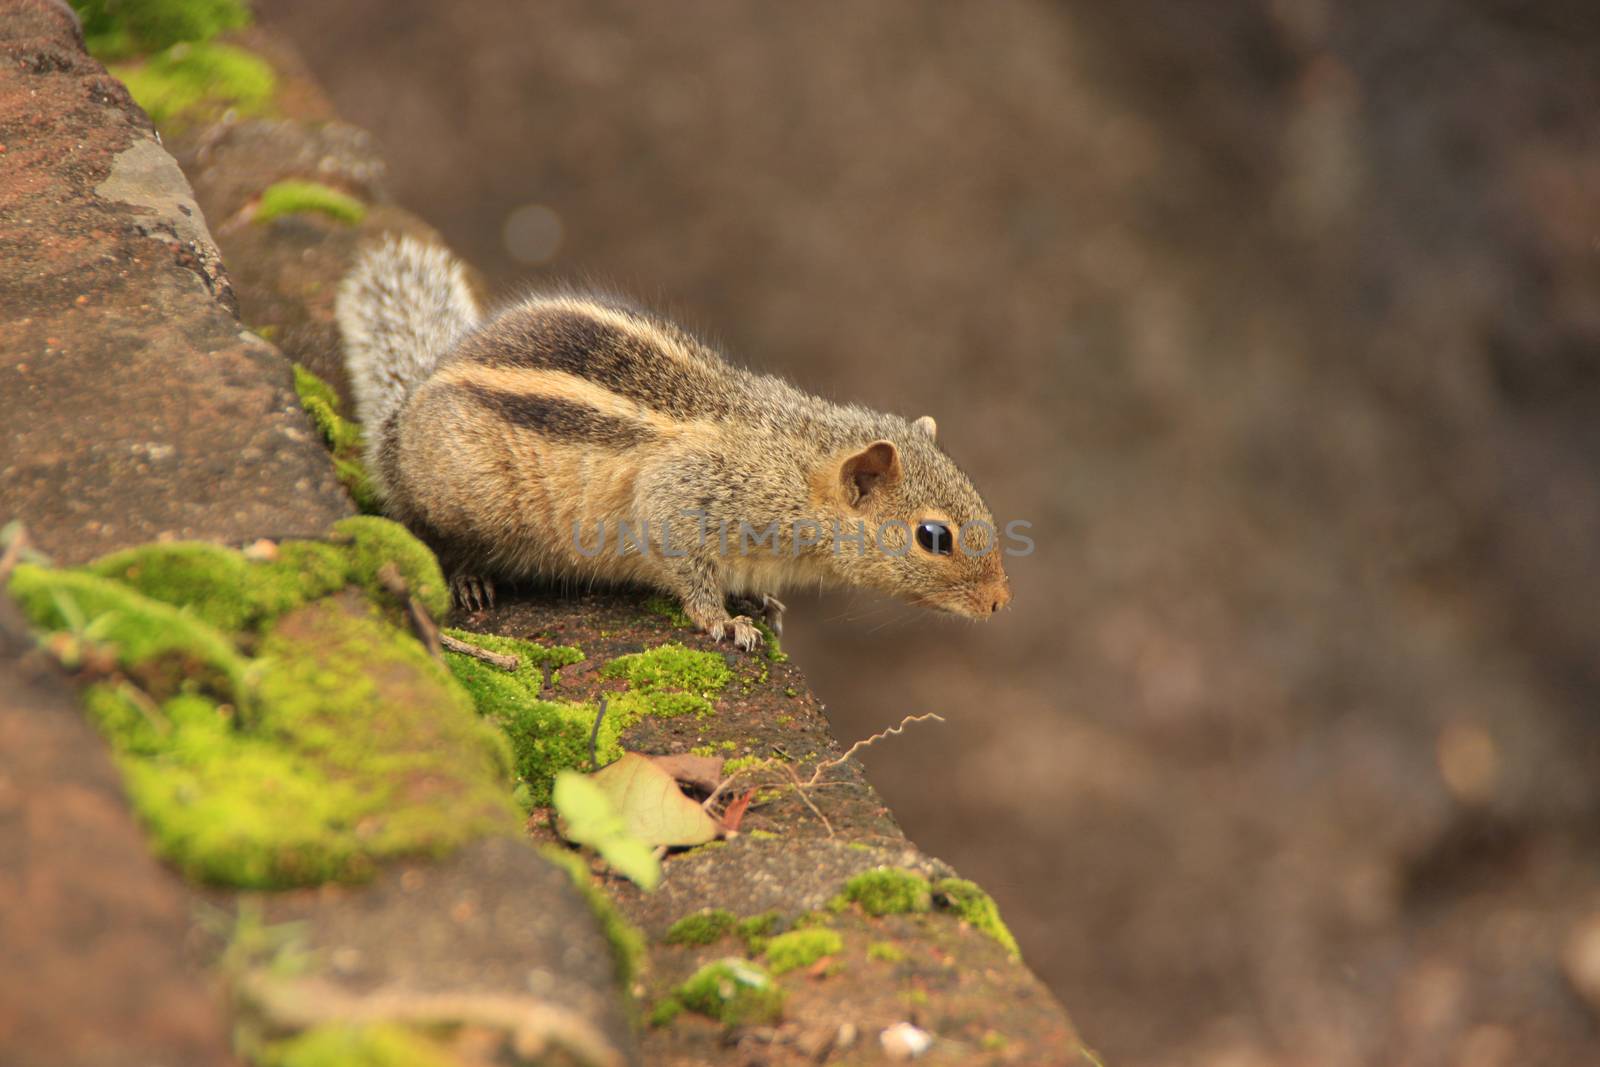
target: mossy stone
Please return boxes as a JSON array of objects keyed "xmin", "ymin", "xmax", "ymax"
[
  {"xmin": 935, "ymin": 877, "xmax": 1021, "ymax": 958},
  {"xmin": 112, "ymin": 42, "xmax": 275, "ymax": 130},
  {"xmin": 8, "ymin": 563, "xmax": 248, "ymax": 701},
  {"xmin": 600, "ymin": 642, "xmax": 730, "ymax": 695},
  {"xmin": 835, "ymin": 868, "xmax": 933, "ymax": 917},
  {"xmin": 110, "ymin": 599, "xmax": 519, "ymax": 887},
  {"xmin": 674, "ymin": 958, "xmax": 784, "ymax": 1027},
  {"xmin": 73, "ymin": 0, "xmax": 251, "ymax": 59},
  {"xmin": 663, "ymin": 908, "xmax": 737, "ymax": 947},
  {"xmin": 763, "ymin": 928, "xmax": 843, "ymax": 975},
  {"xmin": 444, "ymin": 633, "xmax": 606, "ymax": 809},
  {"xmin": 294, "ymin": 364, "xmax": 379, "ymax": 513},
  {"xmin": 539, "ymin": 846, "xmax": 647, "ymax": 986},
  {"xmin": 331, "ymin": 516, "xmax": 450, "ymax": 620},
  {"xmin": 598, "ymin": 642, "xmax": 731, "ymax": 720},
  {"xmin": 257, "ymin": 181, "xmax": 367, "ymax": 226},
  {"xmin": 77, "ymin": 516, "xmax": 445, "ymax": 633},
  {"xmin": 256, "ymin": 1023, "xmax": 457, "ymax": 1067}
]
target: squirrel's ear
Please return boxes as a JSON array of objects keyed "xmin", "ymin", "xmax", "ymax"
[
  {"xmin": 912, "ymin": 415, "xmax": 937, "ymax": 441},
  {"xmin": 840, "ymin": 440, "xmax": 902, "ymax": 506}
]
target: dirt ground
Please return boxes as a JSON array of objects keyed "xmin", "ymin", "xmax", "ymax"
[{"xmin": 257, "ymin": 2, "xmax": 1600, "ymax": 1063}]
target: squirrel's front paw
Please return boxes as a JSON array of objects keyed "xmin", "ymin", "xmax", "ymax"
[
  {"xmin": 450, "ymin": 573, "xmax": 495, "ymax": 613},
  {"xmin": 713, "ymin": 615, "xmax": 763, "ymax": 652}
]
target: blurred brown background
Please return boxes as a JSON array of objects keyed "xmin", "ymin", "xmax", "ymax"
[{"xmin": 257, "ymin": 2, "xmax": 1600, "ymax": 1063}]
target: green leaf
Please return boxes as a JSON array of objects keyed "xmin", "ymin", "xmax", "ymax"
[{"xmin": 552, "ymin": 770, "xmax": 661, "ymax": 890}]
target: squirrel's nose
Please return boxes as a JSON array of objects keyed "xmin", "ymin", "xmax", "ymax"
[{"xmin": 988, "ymin": 582, "xmax": 1012, "ymax": 614}]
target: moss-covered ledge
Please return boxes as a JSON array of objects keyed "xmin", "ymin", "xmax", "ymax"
[
  {"xmin": 169, "ymin": 13, "xmax": 1092, "ymax": 1059},
  {"xmin": 3, "ymin": 1, "xmax": 1095, "ymax": 1064}
]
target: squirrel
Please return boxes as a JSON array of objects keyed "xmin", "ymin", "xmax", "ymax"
[{"xmin": 335, "ymin": 236, "xmax": 1011, "ymax": 651}]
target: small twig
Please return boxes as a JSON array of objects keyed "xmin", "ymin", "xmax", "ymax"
[
  {"xmin": 115, "ymin": 678, "xmax": 170, "ymax": 735},
  {"xmin": 701, "ymin": 755, "xmax": 777, "ymax": 814},
  {"xmin": 0, "ymin": 523, "xmax": 28, "ymax": 583},
  {"xmin": 407, "ymin": 596, "xmax": 443, "ymax": 660},
  {"xmin": 784, "ymin": 762, "xmax": 834, "ymax": 837},
  {"xmin": 588, "ymin": 697, "xmax": 608, "ymax": 771},
  {"xmin": 806, "ymin": 712, "xmax": 945, "ymax": 787},
  {"xmin": 438, "ymin": 631, "xmax": 519, "ymax": 670},
  {"xmin": 375, "ymin": 561, "xmax": 447, "ymax": 662}
]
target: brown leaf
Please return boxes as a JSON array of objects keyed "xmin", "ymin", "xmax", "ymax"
[
  {"xmin": 648, "ymin": 753, "xmax": 725, "ymax": 794},
  {"xmin": 719, "ymin": 788, "xmax": 756, "ymax": 833}
]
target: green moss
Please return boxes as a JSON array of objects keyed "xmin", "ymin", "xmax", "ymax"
[
  {"xmin": 762, "ymin": 928, "xmax": 842, "ymax": 975},
  {"xmin": 257, "ymin": 180, "xmax": 368, "ymax": 226},
  {"xmin": 78, "ymin": 517, "xmax": 444, "ymax": 634},
  {"xmin": 791, "ymin": 910, "xmax": 834, "ymax": 930},
  {"xmin": 332, "ymin": 516, "xmax": 450, "ymax": 620},
  {"xmin": 664, "ymin": 908, "xmax": 736, "ymax": 946},
  {"xmin": 112, "ymin": 42, "xmax": 275, "ymax": 130},
  {"xmin": 444, "ymin": 628, "xmax": 585, "ymax": 674},
  {"xmin": 255, "ymin": 1023, "xmax": 456, "ymax": 1067},
  {"xmin": 117, "ymin": 602, "xmax": 517, "ymax": 887},
  {"xmin": 981, "ymin": 1031, "xmax": 1009, "ymax": 1052},
  {"xmin": 673, "ymin": 959, "xmax": 784, "ymax": 1027},
  {"xmin": 554, "ymin": 641, "xmax": 736, "ymax": 725},
  {"xmin": 745, "ymin": 829, "xmax": 777, "ymax": 841},
  {"xmin": 445, "ymin": 635, "xmax": 610, "ymax": 809},
  {"xmin": 721, "ymin": 755, "xmax": 767, "ymax": 776},
  {"xmin": 73, "ymin": 0, "xmax": 251, "ymax": 59},
  {"xmin": 8, "ymin": 563, "xmax": 248, "ymax": 700},
  {"xmin": 601, "ymin": 642, "xmax": 730, "ymax": 696},
  {"xmin": 641, "ymin": 594, "xmax": 691, "ymax": 628},
  {"xmin": 735, "ymin": 910, "xmax": 781, "ymax": 954},
  {"xmin": 293, "ymin": 364, "xmax": 380, "ymax": 513},
  {"xmin": 935, "ymin": 877, "xmax": 1021, "ymax": 959},
  {"xmin": 834, "ymin": 868, "xmax": 933, "ymax": 917},
  {"xmin": 682, "ymin": 839, "xmax": 727, "ymax": 856},
  {"xmin": 753, "ymin": 619, "xmax": 788, "ymax": 662},
  {"xmin": 539, "ymin": 846, "xmax": 646, "ymax": 986},
  {"xmin": 84, "ymin": 540, "xmax": 339, "ymax": 634},
  {"xmin": 648, "ymin": 997, "xmax": 684, "ymax": 1028},
  {"xmin": 867, "ymin": 941, "xmax": 904, "ymax": 963},
  {"xmin": 8, "ymin": 520, "xmax": 529, "ymax": 890},
  {"xmin": 609, "ymin": 688, "xmax": 714, "ymax": 721}
]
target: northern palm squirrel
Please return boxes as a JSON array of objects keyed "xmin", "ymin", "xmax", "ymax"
[{"xmin": 335, "ymin": 236, "xmax": 1011, "ymax": 650}]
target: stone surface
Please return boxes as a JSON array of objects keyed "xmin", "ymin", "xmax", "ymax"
[
  {"xmin": 462, "ymin": 591, "xmax": 1090, "ymax": 1065},
  {"xmin": 248, "ymin": 838, "xmax": 639, "ymax": 1067},
  {"xmin": 0, "ymin": 0, "xmax": 352, "ymax": 566},
  {"xmin": 0, "ymin": 594, "xmax": 239, "ymax": 1067}
]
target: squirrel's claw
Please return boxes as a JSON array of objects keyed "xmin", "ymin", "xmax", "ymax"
[
  {"xmin": 759, "ymin": 594, "xmax": 786, "ymax": 635},
  {"xmin": 722, "ymin": 615, "xmax": 763, "ymax": 652},
  {"xmin": 450, "ymin": 574, "xmax": 495, "ymax": 614}
]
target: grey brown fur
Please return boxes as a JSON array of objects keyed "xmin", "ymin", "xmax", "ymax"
[{"xmin": 337, "ymin": 236, "xmax": 1010, "ymax": 650}]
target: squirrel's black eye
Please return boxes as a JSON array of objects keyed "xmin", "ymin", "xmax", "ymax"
[{"xmin": 915, "ymin": 520, "xmax": 953, "ymax": 556}]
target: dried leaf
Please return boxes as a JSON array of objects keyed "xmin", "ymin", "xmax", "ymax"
[
  {"xmin": 649, "ymin": 753, "xmax": 725, "ymax": 794},
  {"xmin": 592, "ymin": 753, "xmax": 722, "ymax": 847}
]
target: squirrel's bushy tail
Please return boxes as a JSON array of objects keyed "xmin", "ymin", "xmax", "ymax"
[{"xmin": 336, "ymin": 235, "xmax": 480, "ymax": 442}]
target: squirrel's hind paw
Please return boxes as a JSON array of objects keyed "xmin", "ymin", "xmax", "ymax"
[
  {"xmin": 450, "ymin": 573, "xmax": 496, "ymax": 614},
  {"xmin": 759, "ymin": 594, "xmax": 786, "ymax": 635},
  {"xmin": 714, "ymin": 615, "xmax": 763, "ymax": 653}
]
